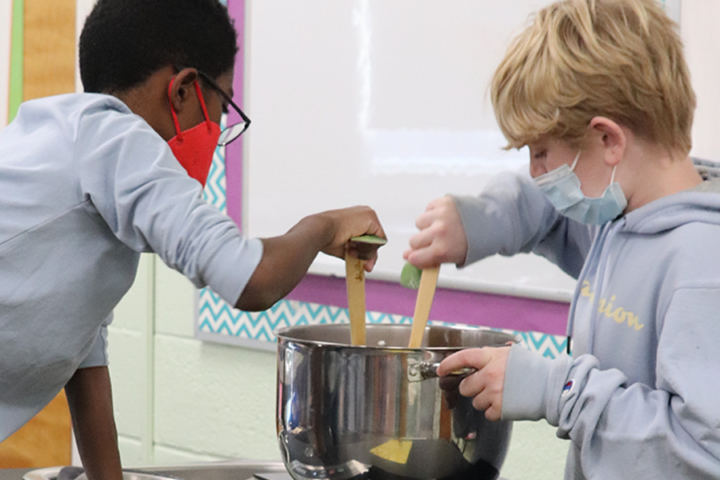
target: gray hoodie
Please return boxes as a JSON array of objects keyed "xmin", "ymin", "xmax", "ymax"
[
  {"xmin": 454, "ymin": 161, "xmax": 720, "ymax": 479},
  {"xmin": 0, "ymin": 94, "xmax": 262, "ymax": 441}
]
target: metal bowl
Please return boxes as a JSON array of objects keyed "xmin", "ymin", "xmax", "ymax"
[
  {"xmin": 276, "ymin": 324, "xmax": 516, "ymax": 480},
  {"xmin": 23, "ymin": 467, "xmax": 181, "ymax": 480},
  {"xmin": 22, "ymin": 462, "xmax": 290, "ymax": 480}
]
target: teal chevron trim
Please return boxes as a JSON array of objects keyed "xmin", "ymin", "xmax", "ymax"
[
  {"xmin": 196, "ymin": 131, "xmax": 567, "ymax": 360},
  {"xmin": 197, "ymin": 288, "xmax": 567, "ymax": 359},
  {"xmin": 203, "ymin": 143, "xmax": 227, "ymax": 212}
]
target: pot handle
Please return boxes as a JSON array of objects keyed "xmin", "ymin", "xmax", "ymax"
[{"xmin": 408, "ymin": 361, "xmax": 477, "ymax": 381}]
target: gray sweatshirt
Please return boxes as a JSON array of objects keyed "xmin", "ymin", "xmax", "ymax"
[
  {"xmin": 0, "ymin": 94, "xmax": 263, "ymax": 440},
  {"xmin": 454, "ymin": 164, "xmax": 720, "ymax": 479}
]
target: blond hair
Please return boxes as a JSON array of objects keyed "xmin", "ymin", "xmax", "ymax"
[{"xmin": 491, "ymin": 0, "xmax": 695, "ymax": 154}]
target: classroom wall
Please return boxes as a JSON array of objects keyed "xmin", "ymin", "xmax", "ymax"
[
  {"xmin": 107, "ymin": 256, "xmax": 283, "ymax": 465},
  {"xmin": 105, "ymin": 2, "xmax": 719, "ymax": 479},
  {"xmin": 684, "ymin": 0, "xmax": 720, "ymax": 161},
  {"xmin": 108, "ymin": 258, "xmax": 570, "ymax": 480},
  {"xmin": 0, "ymin": 0, "xmax": 710, "ymax": 477}
]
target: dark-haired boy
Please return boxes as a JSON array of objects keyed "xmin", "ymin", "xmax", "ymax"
[{"xmin": 0, "ymin": 0, "xmax": 384, "ymax": 477}]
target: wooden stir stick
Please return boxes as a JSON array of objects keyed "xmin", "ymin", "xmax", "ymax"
[
  {"xmin": 345, "ymin": 252, "xmax": 367, "ymax": 346},
  {"xmin": 370, "ymin": 264, "xmax": 440, "ymax": 465},
  {"xmin": 345, "ymin": 235, "xmax": 388, "ymax": 346},
  {"xmin": 407, "ymin": 266, "xmax": 440, "ymax": 348}
]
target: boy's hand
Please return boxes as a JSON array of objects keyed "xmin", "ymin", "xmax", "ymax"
[
  {"xmin": 403, "ymin": 196, "xmax": 468, "ymax": 268},
  {"xmin": 317, "ymin": 206, "xmax": 385, "ymax": 271},
  {"xmin": 237, "ymin": 206, "xmax": 384, "ymax": 311},
  {"xmin": 437, "ymin": 346, "xmax": 511, "ymax": 421}
]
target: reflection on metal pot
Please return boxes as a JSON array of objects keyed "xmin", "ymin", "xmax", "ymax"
[{"xmin": 276, "ymin": 324, "xmax": 517, "ymax": 480}]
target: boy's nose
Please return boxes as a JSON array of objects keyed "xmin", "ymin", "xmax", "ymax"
[{"xmin": 529, "ymin": 162, "xmax": 548, "ymax": 179}]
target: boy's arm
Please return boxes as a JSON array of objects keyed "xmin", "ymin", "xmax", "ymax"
[
  {"xmin": 406, "ymin": 170, "xmax": 593, "ymax": 276},
  {"xmin": 454, "ymin": 171, "xmax": 593, "ymax": 278},
  {"xmin": 75, "ymin": 110, "xmax": 384, "ymax": 313},
  {"xmin": 237, "ymin": 206, "xmax": 383, "ymax": 311},
  {"xmin": 502, "ymin": 287, "xmax": 720, "ymax": 478},
  {"xmin": 65, "ymin": 366, "xmax": 123, "ymax": 480}
]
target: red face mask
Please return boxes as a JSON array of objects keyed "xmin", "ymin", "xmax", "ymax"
[{"xmin": 167, "ymin": 79, "xmax": 221, "ymax": 186}]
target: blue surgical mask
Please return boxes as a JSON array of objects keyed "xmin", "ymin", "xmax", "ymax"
[{"xmin": 534, "ymin": 152, "xmax": 627, "ymax": 225}]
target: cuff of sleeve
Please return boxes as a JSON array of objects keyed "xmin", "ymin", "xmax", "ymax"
[
  {"xmin": 77, "ymin": 326, "xmax": 109, "ymax": 369},
  {"xmin": 203, "ymin": 236, "xmax": 264, "ymax": 306},
  {"xmin": 502, "ymin": 344, "xmax": 572, "ymax": 425}
]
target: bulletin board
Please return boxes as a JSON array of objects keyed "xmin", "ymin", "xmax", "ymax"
[
  {"xmin": 195, "ymin": 0, "xmax": 573, "ymax": 354},
  {"xmin": 238, "ymin": 0, "xmax": 683, "ymax": 302},
  {"xmin": 195, "ymin": 0, "xmax": 682, "ymax": 349},
  {"xmin": 242, "ymin": 0, "xmax": 578, "ymax": 302},
  {"xmin": 196, "ymin": 116, "xmax": 568, "ymax": 359}
]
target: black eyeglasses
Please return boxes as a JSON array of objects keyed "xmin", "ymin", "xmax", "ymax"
[{"xmin": 196, "ymin": 70, "xmax": 251, "ymax": 146}]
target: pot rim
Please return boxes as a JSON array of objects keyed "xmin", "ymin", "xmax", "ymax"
[{"xmin": 274, "ymin": 323, "xmax": 520, "ymax": 351}]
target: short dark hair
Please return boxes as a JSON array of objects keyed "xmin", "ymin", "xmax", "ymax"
[{"xmin": 79, "ymin": 0, "xmax": 238, "ymax": 93}]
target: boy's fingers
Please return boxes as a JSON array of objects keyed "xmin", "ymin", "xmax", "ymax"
[
  {"xmin": 363, "ymin": 256, "xmax": 377, "ymax": 271},
  {"xmin": 406, "ymin": 248, "xmax": 440, "ymax": 270},
  {"xmin": 458, "ymin": 370, "xmax": 485, "ymax": 398},
  {"xmin": 425, "ymin": 196, "xmax": 448, "ymax": 212},
  {"xmin": 459, "ymin": 372, "xmax": 503, "ymax": 420},
  {"xmin": 437, "ymin": 348, "xmax": 491, "ymax": 376},
  {"xmin": 408, "ymin": 227, "xmax": 434, "ymax": 251},
  {"xmin": 415, "ymin": 211, "xmax": 436, "ymax": 230},
  {"xmin": 483, "ymin": 403, "xmax": 502, "ymax": 422},
  {"xmin": 470, "ymin": 388, "xmax": 492, "ymax": 412}
]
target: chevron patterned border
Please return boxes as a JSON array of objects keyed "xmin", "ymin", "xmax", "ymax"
[
  {"xmin": 194, "ymin": 143, "xmax": 567, "ymax": 359},
  {"xmin": 191, "ymin": 0, "xmax": 692, "ymax": 361},
  {"xmin": 202, "ymin": 144, "xmax": 227, "ymax": 213},
  {"xmin": 197, "ymin": 289, "xmax": 567, "ymax": 359}
]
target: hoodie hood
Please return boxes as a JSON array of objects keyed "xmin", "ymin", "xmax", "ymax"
[{"xmin": 621, "ymin": 158, "xmax": 720, "ymax": 235}]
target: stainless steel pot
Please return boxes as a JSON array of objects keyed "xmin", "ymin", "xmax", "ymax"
[{"xmin": 276, "ymin": 324, "xmax": 517, "ymax": 480}]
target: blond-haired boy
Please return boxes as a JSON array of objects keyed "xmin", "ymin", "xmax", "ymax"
[{"xmin": 405, "ymin": 0, "xmax": 720, "ymax": 478}]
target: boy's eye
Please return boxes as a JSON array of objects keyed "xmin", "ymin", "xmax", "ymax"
[{"xmin": 533, "ymin": 150, "xmax": 547, "ymax": 160}]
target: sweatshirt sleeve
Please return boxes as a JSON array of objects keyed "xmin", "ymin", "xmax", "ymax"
[
  {"xmin": 453, "ymin": 171, "xmax": 594, "ymax": 279},
  {"xmin": 503, "ymin": 286, "xmax": 720, "ymax": 479},
  {"xmin": 73, "ymin": 101, "xmax": 263, "ymax": 306}
]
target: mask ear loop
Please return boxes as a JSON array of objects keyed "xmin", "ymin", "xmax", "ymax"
[
  {"xmin": 570, "ymin": 151, "xmax": 581, "ymax": 171},
  {"xmin": 610, "ymin": 164, "xmax": 618, "ymax": 183},
  {"xmin": 192, "ymin": 81, "xmax": 212, "ymax": 130},
  {"xmin": 167, "ymin": 78, "xmax": 213, "ymax": 140},
  {"xmin": 168, "ymin": 78, "xmax": 183, "ymax": 140},
  {"xmin": 570, "ymin": 150, "xmax": 619, "ymax": 184}
]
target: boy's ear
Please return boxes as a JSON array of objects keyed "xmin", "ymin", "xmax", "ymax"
[
  {"xmin": 588, "ymin": 117, "xmax": 626, "ymax": 167},
  {"xmin": 168, "ymin": 68, "xmax": 199, "ymax": 114}
]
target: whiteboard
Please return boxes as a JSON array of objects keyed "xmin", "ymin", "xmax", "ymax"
[{"xmin": 244, "ymin": 0, "xmax": 578, "ymax": 302}]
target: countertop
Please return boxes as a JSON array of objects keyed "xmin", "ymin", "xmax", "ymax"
[
  {"xmin": 0, "ymin": 467, "xmax": 510, "ymax": 480},
  {"xmin": 0, "ymin": 469, "xmax": 31, "ymax": 480}
]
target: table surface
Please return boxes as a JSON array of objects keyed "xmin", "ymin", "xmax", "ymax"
[
  {"xmin": 0, "ymin": 469, "xmax": 32, "ymax": 480},
  {"xmin": 0, "ymin": 467, "xmax": 510, "ymax": 480}
]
